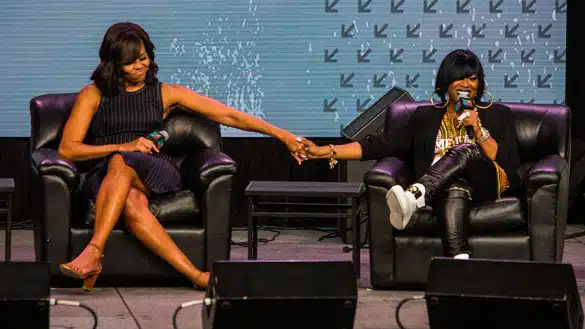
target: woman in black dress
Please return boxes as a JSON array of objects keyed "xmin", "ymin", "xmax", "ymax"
[
  {"xmin": 307, "ymin": 49, "xmax": 520, "ymax": 260},
  {"xmin": 58, "ymin": 22, "xmax": 311, "ymax": 290}
]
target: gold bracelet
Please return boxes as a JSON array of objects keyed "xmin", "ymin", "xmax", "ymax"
[{"xmin": 328, "ymin": 144, "xmax": 338, "ymax": 169}]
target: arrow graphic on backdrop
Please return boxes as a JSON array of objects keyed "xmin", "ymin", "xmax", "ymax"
[
  {"xmin": 325, "ymin": 0, "xmax": 340, "ymax": 13},
  {"xmin": 340, "ymin": 73, "xmax": 355, "ymax": 87},
  {"xmin": 323, "ymin": 98, "xmax": 338, "ymax": 112},
  {"xmin": 358, "ymin": 0, "xmax": 372, "ymax": 13},
  {"xmin": 504, "ymin": 73, "xmax": 519, "ymax": 88},
  {"xmin": 490, "ymin": 0, "xmax": 503, "ymax": 13},
  {"xmin": 440, "ymin": 24, "xmax": 454, "ymax": 38},
  {"xmin": 357, "ymin": 49, "xmax": 372, "ymax": 63},
  {"xmin": 341, "ymin": 24, "xmax": 355, "ymax": 38},
  {"xmin": 423, "ymin": 49, "xmax": 437, "ymax": 63},
  {"xmin": 521, "ymin": 49, "xmax": 535, "ymax": 64},
  {"xmin": 505, "ymin": 24, "xmax": 519, "ymax": 38},
  {"xmin": 324, "ymin": 49, "xmax": 338, "ymax": 63},
  {"xmin": 406, "ymin": 24, "xmax": 421, "ymax": 38},
  {"xmin": 472, "ymin": 24, "xmax": 486, "ymax": 38},
  {"xmin": 357, "ymin": 98, "xmax": 371, "ymax": 112},
  {"xmin": 423, "ymin": 0, "xmax": 438, "ymax": 13},
  {"xmin": 522, "ymin": 0, "xmax": 536, "ymax": 14},
  {"xmin": 554, "ymin": 49, "xmax": 566, "ymax": 63},
  {"xmin": 553, "ymin": 100, "xmax": 566, "ymax": 105},
  {"xmin": 391, "ymin": 0, "xmax": 405, "ymax": 13},
  {"xmin": 373, "ymin": 73, "xmax": 387, "ymax": 88},
  {"xmin": 556, "ymin": 0, "xmax": 567, "ymax": 13},
  {"xmin": 406, "ymin": 74, "xmax": 420, "ymax": 88},
  {"xmin": 537, "ymin": 74, "xmax": 552, "ymax": 88},
  {"xmin": 374, "ymin": 24, "xmax": 388, "ymax": 38},
  {"xmin": 390, "ymin": 48, "xmax": 404, "ymax": 63},
  {"xmin": 457, "ymin": 0, "xmax": 471, "ymax": 13},
  {"xmin": 520, "ymin": 98, "xmax": 536, "ymax": 104},
  {"xmin": 538, "ymin": 24, "xmax": 552, "ymax": 38},
  {"xmin": 488, "ymin": 49, "xmax": 503, "ymax": 63}
]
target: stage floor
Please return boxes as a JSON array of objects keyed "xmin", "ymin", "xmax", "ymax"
[{"xmin": 3, "ymin": 226, "xmax": 585, "ymax": 329}]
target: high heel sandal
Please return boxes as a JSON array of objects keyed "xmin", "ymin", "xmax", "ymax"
[{"xmin": 59, "ymin": 243, "xmax": 104, "ymax": 292}]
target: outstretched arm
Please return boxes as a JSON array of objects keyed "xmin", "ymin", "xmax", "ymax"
[
  {"xmin": 308, "ymin": 142, "xmax": 363, "ymax": 160},
  {"xmin": 162, "ymin": 83, "xmax": 308, "ymax": 164}
]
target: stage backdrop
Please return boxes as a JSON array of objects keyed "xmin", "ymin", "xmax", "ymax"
[{"xmin": 0, "ymin": 0, "xmax": 566, "ymax": 138}]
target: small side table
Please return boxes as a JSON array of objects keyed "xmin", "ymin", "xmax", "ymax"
[
  {"xmin": 245, "ymin": 181, "xmax": 365, "ymax": 278},
  {"xmin": 0, "ymin": 178, "xmax": 15, "ymax": 262}
]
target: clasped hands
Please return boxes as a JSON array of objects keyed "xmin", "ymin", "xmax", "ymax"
[{"xmin": 282, "ymin": 134, "xmax": 333, "ymax": 165}]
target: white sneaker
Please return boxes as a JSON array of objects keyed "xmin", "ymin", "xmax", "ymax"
[
  {"xmin": 386, "ymin": 183, "xmax": 426, "ymax": 230},
  {"xmin": 453, "ymin": 253, "xmax": 470, "ymax": 259}
]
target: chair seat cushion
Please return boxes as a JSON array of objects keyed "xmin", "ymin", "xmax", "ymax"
[
  {"xmin": 78, "ymin": 189, "xmax": 202, "ymax": 228},
  {"xmin": 399, "ymin": 197, "xmax": 525, "ymax": 236}
]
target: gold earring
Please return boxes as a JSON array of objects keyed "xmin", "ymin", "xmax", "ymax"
[
  {"xmin": 430, "ymin": 88, "xmax": 449, "ymax": 108},
  {"xmin": 474, "ymin": 90, "xmax": 494, "ymax": 109}
]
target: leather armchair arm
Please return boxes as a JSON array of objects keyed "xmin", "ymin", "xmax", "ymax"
[
  {"xmin": 181, "ymin": 148, "xmax": 237, "ymax": 271},
  {"xmin": 181, "ymin": 148, "xmax": 237, "ymax": 195},
  {"xmin": 523, "ymin": 155, "xmax": 570, "ymax": 262},
  {"xmin": 524, "ymin": 155, "xmax": 568, "ymax": 198},
  {"xmin": 364, "ymin": 157, "xmax": 414, "ymax": 189},
  {"xmin": 31, "ymin": 148, "xmax": 80, "ymax": 190},
  {"xmin": 30, "ymin": 148, "xmax": 79, "ymax": 273},
  {"xmin": 363, "ymin": 157, "xmax": 414, "ymax": 287}
]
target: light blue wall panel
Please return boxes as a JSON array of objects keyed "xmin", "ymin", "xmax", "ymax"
[{"xmin": 0, "ymin": 0, "xmax": 567, "ymax": 137}]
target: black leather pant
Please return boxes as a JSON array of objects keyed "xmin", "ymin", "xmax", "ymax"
[{"xmin": 418, "ymin": 143, "xmax": 499, "ymax": 256}]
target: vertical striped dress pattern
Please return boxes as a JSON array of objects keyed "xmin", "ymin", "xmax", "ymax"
[{"xmin": 83, "ymin": 82, "xmax": 182, "ymax": 197}]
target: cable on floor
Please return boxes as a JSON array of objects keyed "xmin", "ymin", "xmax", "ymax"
[
  {"xmin": 172, "ymin": 298, "xmax": 212, "ymax": 329},
  {"xmin": 395, "ymin": 296, "xmax": 425, "ymax": 329},
  {"xmin": 115, "ymin": 287, "xmax": 143, "ymax": 329},
  {"xmin": 231, "ymin": 227, "xmax": 281, "ymax": 247},
  {"xmin": 50, "ymin": 298, "xmax": 98, "ymax": 329}
]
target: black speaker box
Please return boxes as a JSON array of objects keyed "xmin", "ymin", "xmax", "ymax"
[
  {"xmin": 0, "ymin": 262, "xmax": 50, "ymax": 329},
  {"xmin": 425, "ymin": 257, "xmax": 584, "ymax": 329},
  {"xmin": 201, "ymin": 260, "xmax": 357, "ymax": 329},
  {"xmin": 341, "ymin": 86, "xmax": 413, "ymax": 141}
]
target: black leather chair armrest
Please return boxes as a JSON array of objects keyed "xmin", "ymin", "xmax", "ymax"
[
  {"xmin": 181, "ymin": 148, "xmax": 237, "ymax": 271},
  {"xmin": 364, "ymin": 157, "xmax": 414, "ymax": 189},
  {"xmin": 363, "ymin": 157, "xmax": 414, "ymax": 288},
  {"xmin": 181, "ymin": 148, "xmax": 237, "ymax": 194},
  {"xmin": 523, "ymin": 155, "xmax": 568, "ymax": 198},
  {"xmin": 30, "ymin": 148, "xmax": 78, "ymax": 271},
  {"xmin": 31, "ymin": 148, "xmax": 80, "ymax": 190},
  {"xmin": 522, "ymin": 155, "xmax": 569, "ymax": 262}
]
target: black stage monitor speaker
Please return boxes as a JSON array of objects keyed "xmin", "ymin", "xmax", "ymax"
[
  {"xmin": 0, "ymin": 262, "xmax": 50, "ymax": 329},
  {"xmin": 341, "ymin": 86, "xmax": 413, "ymax": 141},
  {"xmin": 425, "ymin": 257, "xmax": 584, "ymax": 329},
  {"xmin": 201, "ymin": 260, "xmax": 357, "ymax": 329}
]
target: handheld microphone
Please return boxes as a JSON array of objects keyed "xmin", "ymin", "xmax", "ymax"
[
  {"xmin": 455, "ymin": 92, "xmax": 475, "ymax": 139},
  {"xmin": 146, "ymin": 130, "xmax": 169, "ymax": 148}
]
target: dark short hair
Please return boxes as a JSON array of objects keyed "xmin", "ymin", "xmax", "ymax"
[
  {"xmin": 434, "ymin": 49, "xmax": 485, "ymax": 103},
  {"xmin": 90, "ymin": 22, "xmax": 159, "ymax": 96}
]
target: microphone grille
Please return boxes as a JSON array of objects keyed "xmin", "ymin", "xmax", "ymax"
[{"xmin": 159, "ymin": 130, "xmax": 169, "ymax": 141}]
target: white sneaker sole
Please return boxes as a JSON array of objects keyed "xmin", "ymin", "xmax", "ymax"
[{"xmin": 386, "ymin": 186, "xmax": 406, "ymax": 230}]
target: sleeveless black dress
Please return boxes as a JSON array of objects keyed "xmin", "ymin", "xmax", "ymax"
[{"xmin": 82, "ymin": 82, "xmax": 182, "ymax": 198}]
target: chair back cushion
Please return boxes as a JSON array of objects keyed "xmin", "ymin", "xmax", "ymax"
[
  {"xmin": 387, "ymin": 101, "xmax": 570, "ymax": 163},
  {"xmin": 29, "ymin": 93, "xmax": 222, "ymax": 156}
]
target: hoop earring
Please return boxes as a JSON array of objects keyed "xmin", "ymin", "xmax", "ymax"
[
  {"xmin": 430, "ymin": 89, "xmax": 449, "ymax": 108},
  {"xmin": 474, "ymin": 90, "xmax": 494, "ymax": 109}
]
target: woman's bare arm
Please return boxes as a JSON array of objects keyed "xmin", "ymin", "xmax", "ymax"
[
  {"xmin": 161, "ymin": 83, "xmax": 308, "ymax": 164},
  {"xmin": 57, "ymin": 84, "xmax": 123, "ymax": 161},
  {"xmin": 308, "ymin": 142, "xmax": 363, "ymax": 160}
]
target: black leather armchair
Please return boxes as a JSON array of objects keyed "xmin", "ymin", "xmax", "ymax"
[
  {"xmin": 364, "ymin": 101, "xmax": 571, "ymax": 289},
  {"xmin": 29, "ymin": 93, "xmax": 237, "ymax": 285}
]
